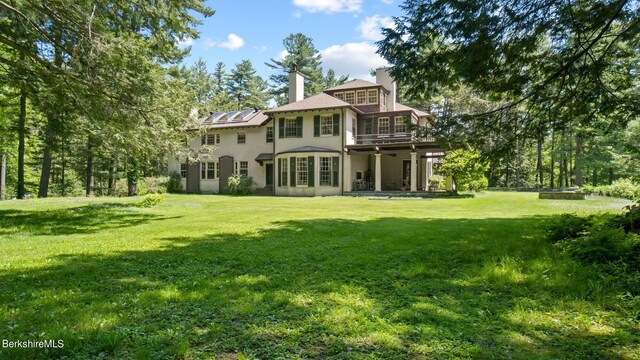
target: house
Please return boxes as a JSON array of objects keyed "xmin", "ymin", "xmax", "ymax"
[{"xmin": 168, "ymin": 67, "xmax": 447, "ymax": 196}]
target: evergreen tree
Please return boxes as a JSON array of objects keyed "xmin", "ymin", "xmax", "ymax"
[{"xmin": 228, "ymin": 60, "xmax": 270, "ymax": 110}]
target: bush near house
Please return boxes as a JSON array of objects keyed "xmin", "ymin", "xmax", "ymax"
[
  {"xmin": 167, "ymin": 171, "xmax": 183, "ymax": 193},
  {"xmin": 227, "ymin": 174, "xmax": 254, "ymax": 195}
]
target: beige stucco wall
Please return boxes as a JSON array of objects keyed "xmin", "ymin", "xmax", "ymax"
[
  {"xmin": 273, "ymin": 110, "xmax": 343, "ymax": 155},
  {"xmin": 168, "ymin": 120, "xmax": 273, "ymax": 193},
  {"xmin": 274, "ymin": 152, "xmax": 342, "ymax": 197}
]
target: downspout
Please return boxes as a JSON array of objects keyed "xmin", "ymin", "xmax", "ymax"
[
  {"xmin": 271, "ymin": 115, "xmax": 276, "ymax": 196},
  {"xmin": 341, "ymin": 107, "xmax": 345, "ymax": 196}
]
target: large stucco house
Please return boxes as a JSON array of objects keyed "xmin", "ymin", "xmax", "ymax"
[{"xmin": 168, "ymin": 67, "xmax": 447, "ymax": 196}]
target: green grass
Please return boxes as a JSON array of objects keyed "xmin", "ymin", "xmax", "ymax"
[{"xmin": 0, "ymin": 192, "xmax": 638, "ymax": 359}]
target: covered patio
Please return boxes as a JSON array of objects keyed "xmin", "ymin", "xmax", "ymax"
[{"xmin": 345, "ymin": 142, "xmax": 447, "ymax": 193}]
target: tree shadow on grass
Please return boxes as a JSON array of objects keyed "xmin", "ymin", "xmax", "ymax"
[
  {"xmin": 0, "ymin": 216, "xmax": 638, "ymax": 359},
  {"xmin": 0, "ymin": 204, "xmax": 179, "ymax": 236}
]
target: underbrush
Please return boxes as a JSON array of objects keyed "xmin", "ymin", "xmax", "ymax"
[{"xmin": 546, "ymin": 201, "xmax": 640, "ymax": 319}]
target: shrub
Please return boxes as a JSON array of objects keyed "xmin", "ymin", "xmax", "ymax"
[
  {"xmin": 464, "ymin": 177, "xmax": 488, "ymax": 192},
  {"xmin": 140, "ymin": 176, "xmax": 169, "ymax": 195},
  {"xmin": 546, "ymin": 213, "xmax": 592, "ymax": 243},
  {"xmin": 557, "ymin": 226, "xmax": 636, "ymax": 264},
  {"xmin": 167, "ymin": 171, "xmax": 183, "ymax": 193},
  {"xmin": 591, "ymin": 179, "xmax": 640, "ymax": 200},
  {"xmin": 136, "ymin": 193, "xmax": 164, "ymax": 208},
  {"xmin": 428, "ymin": 176, "xmax": 442, "ymax": 191},
  {"xmin": 227, "ymin": 174, "xmax": 254, "ymax": 195}
]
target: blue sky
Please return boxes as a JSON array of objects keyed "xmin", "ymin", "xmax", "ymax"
[{"xmin": 179, "ymin": 0, "xmax": 404, "ymax": 82}]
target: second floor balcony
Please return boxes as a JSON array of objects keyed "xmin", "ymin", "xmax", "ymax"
[{"xmin": 354, "ymin": 132, "xmax": 436, "ymax": 145}]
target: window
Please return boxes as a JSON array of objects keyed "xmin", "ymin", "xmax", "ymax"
[
  {"xmin": 279, "ymin": 158, "xmax": 288, "ymax": 187},
  {"xmin": 334, "ymin": 92, "xmax": 345, "ymax": 101},
  {"xmin": 320, "ymin": 115, "xmax": 333, "ymax": 136},
  {"xmin": 266, "ymin": 126, "xmax": 274, "ymax": 143},
  {"xmin": 296, "ymin": 157, "xmax": 308, "ymax": 186},
  {"xmin": 237, "ymin": 132, "xmax": 246, "ymax": 144},
  {"xmin": 285, "ymin": 118, "xmax": 298, "ymax": 138},
  {"xmin": 367, "ymin": 89, "xmax": 378, "ymax": 104},
  {"xmin": 180, "ymin": 163, "xmax": 187, "ymax": 178},
  {"xmin": 344, "ymin": 91, "xmax": 355, "ymax": 104},
  {"xmin": 356, "ymin": 90, "xmax": 366, "ymax": 105},
  {"xmin": 382, "ymin": 92, "xmax": 388, "ymax": 109},
  {"xmin": 395, "ymin": 116, "xmax": 407, "ymax": 133},
  {"xmin": 201, "ymin": 162, "xmax": 218, "ymax": 180},
  {"xmin": 235, "ymin": 161, "xmax": 248, "ymax": 176},
  {"xmin": 319, "ymin": 157, "xmax": 332, "ymax": 186},
  {"xmin": 378, "ymin": 117, "xmax": 390, "ymax": 134},
  {"xmin": 202, "ymin": 133, "xmax": 220, "ymax": 145}
]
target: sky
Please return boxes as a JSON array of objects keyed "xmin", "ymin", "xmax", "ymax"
[{"xmin": 179, "ymin": 0, "xmax": 404, "ymax": 82}]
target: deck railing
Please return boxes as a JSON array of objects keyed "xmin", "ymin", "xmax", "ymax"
[{"xmin": 354, "ymin": 133, "xmax": 435, "ymax": 144}]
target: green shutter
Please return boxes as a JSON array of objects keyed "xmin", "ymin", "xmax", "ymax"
[
  {"xmin": 278, "ymin": 118, "xmax": 284, "ymax": 138},
  {"xmin": 333, "ymin": 113, "xmax": 340, "ymax": 136},
  {"xmin": 308, "ymin": 156, "xmax": 315, "ymax": 187},
  {"xmin": 314, "ymin": 115, "xmax": 320, "ymax": 137},
  {"xmin": 332, "ymin": 156, "xmax": 339, "ymax": 187},
  {"xmin": 296, "ymin": 117, "xmax": 303, "ymax": 138},
  {"xmin": 290, "ymin": 157, "xmax": 296, "ymax": 187},
  {"xmin": 277, "ymin": 159, "xmax": 282, "ymax": 187}
]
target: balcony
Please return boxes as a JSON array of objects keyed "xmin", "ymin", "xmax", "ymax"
[{"xmin": 354, "ymin": 133, "xmax": 435, "ymax": 145}]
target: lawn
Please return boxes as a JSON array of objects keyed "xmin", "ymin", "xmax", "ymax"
[{"xmin": 0, "ymin": 192, "xmax": 638, "ymax": 359}]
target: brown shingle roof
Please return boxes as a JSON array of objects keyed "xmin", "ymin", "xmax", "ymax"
[
  {"xmin": 325, "ymin": 79, "xmax": 384, "ymax": 92},
  {"xmin": 395, "ymin": 103, "xmax": 431, "ymax": 117},
  {"xmin": 264, "ymin": 93, "xmax": 360, "ymax": 114}
]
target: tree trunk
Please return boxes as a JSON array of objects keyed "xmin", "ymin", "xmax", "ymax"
[
  {"xmin": 608, "ymin": 167, "xmax": 613, "ymax": 185},
  {"xmin": 574, "ymin": 132, "xmax": 583, "ymax": 186},
  {"xmin": 86, "ymin": 137, "xmax": 94, "ymax": 196},
  {"xmin": 1, "ymin": 152, "xmax": 6, "ymax": 200},
  {"xmin": 17, "ymin": 89, "xmax": 27, "ymax": 199},
  {"xmin": 550, "ymin": 129, "xmax": 555, "ymax": 189},
  {"xmin": 108, "ymin": 156, "xmax": 117, "ymax": 196},
  {"xmin": 127, "ymin": 159, "xmax": 138, "ymax": 196},
  {"xmin": 564, "ymin": 158, "xmax": 569, "ymax": 187},
  {"xmin": 61, "ymin": 136, "xmax": 66, "ymax": 196},
  {"xmin": 536, "ymin": 135, "xmax": 543, "ymax": 188},
  {"xmin": 38, "ymin": 125, "xmax": 54, "ymax": 198}
]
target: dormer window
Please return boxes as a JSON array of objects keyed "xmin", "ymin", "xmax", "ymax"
[
  {"xmin": 368, "ymin": 89, "xmax": 378, "ymax": 104},
  {"xmin": 344, "ymin": 92, "xmax": 355, "ymax": 104},
  {"xmin": 356, "ymin": 90, "xmax": 366, "ymax": 105}
]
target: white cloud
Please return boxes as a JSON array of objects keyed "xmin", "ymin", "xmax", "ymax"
[
  {"xmin": 293, "ymin": 0, "xmax": 362, "ymax": 14},
  {"xmin": 177, "ymin": 37, "xmax": 194, "ymax": 47},
  {"xmin": 320, "ymin": 42, "xmax": 388, "ymax": 81},
  {"xmin": 204, "ymin": 37, "xmax": 216, "ymax": 48},
  {"xmin": 277, "ymin": 50, "xmax": 289, "ymax": 60},
  {"xmin": 381, "ymin": 0, "xmax": 394, "ymax": 4},
  {"xmin": 218, "ymin": 33, "xmax": 245, "ymax": 50},
  {"xmin": 358, "ymin": 15, "xmax": 394, "ymax": 41},
  {"xmin": 292, "ymin": 9, "xmax": 302, "ymax": 18}
]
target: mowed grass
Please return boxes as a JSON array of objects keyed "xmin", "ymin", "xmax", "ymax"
[{"xmin": 0, "ymin": 192, "xmax": 638, "ymax": 359}]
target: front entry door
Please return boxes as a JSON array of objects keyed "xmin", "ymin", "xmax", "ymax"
[
  {"xmin": 265, "ymin": 163, "xmax": 273, "ymax": 186},
  {"xmin": 402, "ymin": 160, "xmax": 411, "ymax": 190}
]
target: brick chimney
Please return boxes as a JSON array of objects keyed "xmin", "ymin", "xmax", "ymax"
[{"xmin": 288, "ymin": 63, "xmax": 304, "ymax": 104}]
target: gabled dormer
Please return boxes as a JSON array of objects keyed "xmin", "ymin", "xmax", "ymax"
[{"xmin": 324, "ymin": 80, "xmax": 389, "ymax": 113}]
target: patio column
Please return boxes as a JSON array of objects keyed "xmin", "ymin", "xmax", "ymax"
[
  {"xmin": 374, "ymin": 153, "xmax": 382, "ymax": 192},
  {"xmin": 344, "ymin": 154, "xmax": 352, "ymax": 191},
  {"xmin": 410, "ymin": 152, "xmax": 417, "ymax": 192}
]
